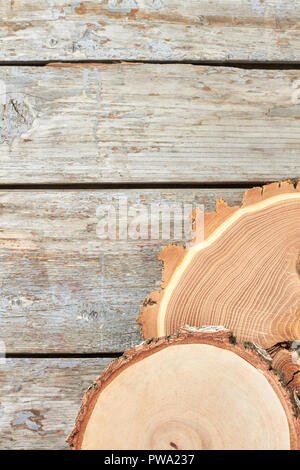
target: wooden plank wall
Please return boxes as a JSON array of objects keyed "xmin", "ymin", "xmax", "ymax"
[
  {"xmin": 0, "ymin": 0, "xmax": 299, "ymax": 449},
  {"xmin": 1, "ymin": 1, "xmax": 300, "ymax": 62},
  {"xmin": 0, "ymin": 65, "xmax": 299, "ymax": 183}
]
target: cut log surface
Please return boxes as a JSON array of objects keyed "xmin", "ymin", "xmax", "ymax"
[
  {"xmin": 0, "ymin": 65, "xmax": 300, "ymax": 183},
  {"xmin": 1, "ymin": 1, "xmax": 300, "ymax": 62},
  {"xmin": 68, "ymin": 327, "xmax": 299, "ymax": 450},
  {"xmin": 139, "ymin": 181, "xmax": 300, "ymax": 351}
]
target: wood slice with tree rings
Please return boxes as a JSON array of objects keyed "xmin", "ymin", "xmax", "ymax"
[
  {"xmin": 68, "ymin": 327, "xmax": 299, "ymax": 450},
  {"xmin": 139, "ymin": 180, "xmax": 300, "ymax": 351}
]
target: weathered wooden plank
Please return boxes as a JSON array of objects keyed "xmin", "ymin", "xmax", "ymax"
[
  {"xmin": 0, "ymin": 64, "xmax": 299, "ymax": 184},
  {"xmin": 0, "ymin": 188, "xmax": 245, "ymax": 353},
  {"xmin": 1, "ymin": 1, "xmax": 300, "ymax": 62},
  {"xmin": 0, "ymin": 358, "xmax": 111, "ymax": 449}
]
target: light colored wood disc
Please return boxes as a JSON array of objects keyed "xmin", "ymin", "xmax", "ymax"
[{"xmin": 68, "ymin": 328, "xmax": 299, "ymax": 450}]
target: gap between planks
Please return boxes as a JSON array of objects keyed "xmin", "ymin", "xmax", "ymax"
[
  {"xmin": 6, "ymin": 352, "xmax": 122, "ymax": 358},
  {"xmin": 0, "ymin": 181, "xmax": 275, "ymax": 191},
  {"xmin": 1, "ymin": 60, "xmax": 300, "ymax": 69}
]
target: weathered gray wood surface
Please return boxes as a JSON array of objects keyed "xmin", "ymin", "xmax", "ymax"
[
  {"xmin": 1, "ymin": 1, "xmax": 300, "ymax": 62},
  {"xmin": 0, "ymin": 357, "xmax": 111, "ymax": 449},
  {"xmin": 0, "ymin": 64, "xmax": 299, "ymax": 184},
  {"xmin": 1, "ymin": 1, "xmax": 300, "ymax": 450},
  {"xmin": 0, "ymin": 188, "xmax": 246, "ymax": 353}
]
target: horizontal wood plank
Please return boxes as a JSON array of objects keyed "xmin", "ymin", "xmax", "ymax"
[
  {"xmin": 1, "ymin": 1, "xmax": 300, "ymax": 62},
  {"xmin": 0, "ymin": 357, "xmax": 110, "ymax": 449},
  {"xmin": 0, "ymin": 64, "xmax": 299, "ymax": 184},
  {"xmin": 0, "ymin": 188, "xmax": 245, "ymax": 353}
]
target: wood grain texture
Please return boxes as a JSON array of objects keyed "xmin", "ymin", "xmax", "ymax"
[
  {"xmin": 0, "ymin": 64, "xmax": 300, "ymax": 184},
  {"xmin": 140, "ymin": 181, "xmax": 300, "ymax": 349},
  {"xmin": 0, "ymin": 188, "xmax": 246, "ymax": 353},
  {"xmin": 0, "ymin": 357, "xmax": 110, "ymax": 450},
  {"xmin": 1, "ymin": 1, "xmax": 300, "ymax": 62},
  {"xmin": 68, "ymin": 327, "xmax": 299, "ymax": 450}
]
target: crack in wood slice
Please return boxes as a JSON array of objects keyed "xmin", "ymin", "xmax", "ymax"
[
  {"xmin": 271, "ymin": 348, "xmax": 300, "ymax": 400},
  {"xmin": 138, "ymin": 180, "xmax": 300, "ymax": 397},
  {"xmin": 67, "ymin": 327, "xmax": 299, "ymax": 450}
]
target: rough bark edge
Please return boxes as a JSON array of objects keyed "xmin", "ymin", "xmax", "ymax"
[
  {"xmin": 269, "ymin": 346, "xmax": 300, "ymax": 400},
  {"xmin": 137, "ymin": 179, "xmax": 300, "ymax": 373},
  {"xmin": 67, "ymin": 326, "xmax": 300, "ymax": 450}
]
